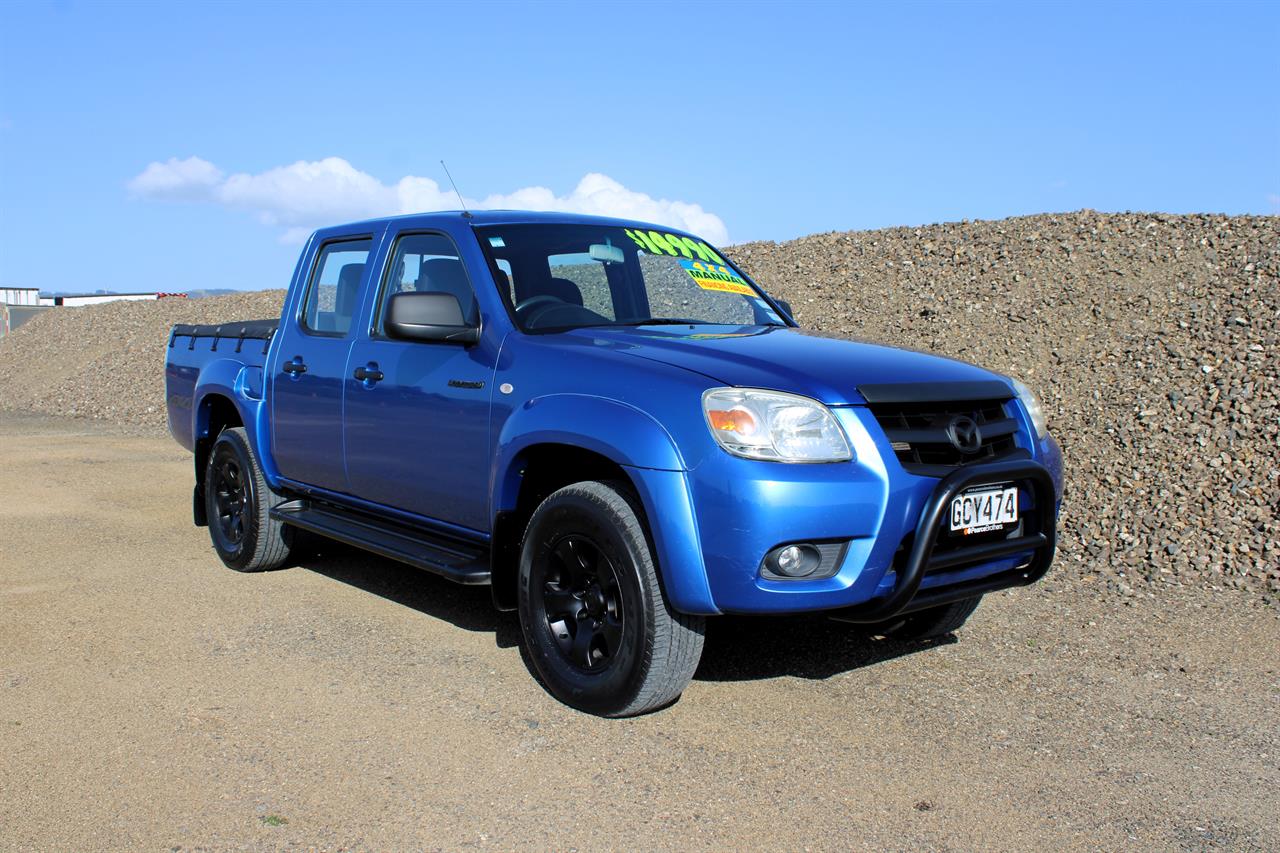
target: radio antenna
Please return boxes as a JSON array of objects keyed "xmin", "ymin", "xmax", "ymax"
[{"xmin": 440, "ymin": 160, "xmax": 471, "ymax": 218}]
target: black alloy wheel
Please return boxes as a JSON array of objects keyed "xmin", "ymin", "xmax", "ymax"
[
  {"xmin": 536, "ymin": 535, "xmax": 625, "ymax": 672},
  {"xmin": 517, "ymin": 481, "xmax": 705, "ymax": 717},
  {"xmin": 211, "ymin": 453, "xmax": 249, "ymax": 549},
  {"xmin": 204, "ymin": 427, "xmax": 293, "ymax": 572}
]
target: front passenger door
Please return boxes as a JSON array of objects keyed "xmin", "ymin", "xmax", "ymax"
[{"xmin": 342, "ymin": 230, "xmax": 496, "ymax": 532}]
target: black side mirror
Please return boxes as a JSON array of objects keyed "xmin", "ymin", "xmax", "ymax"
[
  {"xmin": 775, "ymin": 299, "xmax": 795, "ymax": 322},
  {"xmin": 386, "ymin": 291, "xmax": 479, "ymax": 345}
]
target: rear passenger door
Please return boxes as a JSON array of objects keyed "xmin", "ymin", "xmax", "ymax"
[
  {"xmin": 270, "ymin": 236, "xmax": 374, "ymax": 493},
  {"xmin": 342, "ymin": 229, "xmax": 495, "ymax": 532}
]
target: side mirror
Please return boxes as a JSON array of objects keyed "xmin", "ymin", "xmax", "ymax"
[
  {"xmin": 775, "ymin": 299, "xmax": 795, "ymax": 322},
  {"xmin": 386, "ymin": 291, "xmax": 479, "ymax": 345}
]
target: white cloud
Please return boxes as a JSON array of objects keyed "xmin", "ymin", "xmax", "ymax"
[
  {"xmin": 128, "ymin": 156, "xmax": 729, "ymax": 245},
  {"xmin": 480, "ymin": 173, "xmax": 730, "ymax": 245},
  {"xmin": 127, "ymin": 156, "xmax": 224, "ymax": 201}
]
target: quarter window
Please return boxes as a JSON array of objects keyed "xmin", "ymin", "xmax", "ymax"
[{"xmin": 301, "ymin": 239, "xmax": 373, "ymax": 335}]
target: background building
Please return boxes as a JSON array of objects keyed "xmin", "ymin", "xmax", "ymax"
[
  {"xmin": 1, "ymin": 289, "xmax": 186, "ymax": 338},
  {"xmin": 39, "ymin": 292, "xmax": 187, "ymax": 307}
]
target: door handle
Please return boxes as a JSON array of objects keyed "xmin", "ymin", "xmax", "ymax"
[
  {"xmin": 353, "ymin": 364, "xmax": 384, "ymax": 383},
  {"xmin": 282, "ymin": 358, "xmax": 307, "ymax": 375}
]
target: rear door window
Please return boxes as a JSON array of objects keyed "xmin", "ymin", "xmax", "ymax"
[{"xmin": 301, "ymin": 238, "xmax": 373, "ymax": 335}]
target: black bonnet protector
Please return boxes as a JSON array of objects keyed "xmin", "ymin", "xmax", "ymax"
[{"xmin": 856, "ymin": 379, "xmax": 1014, "ymax": 404}]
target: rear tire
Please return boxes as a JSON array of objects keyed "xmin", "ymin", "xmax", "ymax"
[
  {"xmin": 204, "ymin": 427, "xmax": 293, "ymax": 572},
  {"xmin": 877, "ymin": 596, "xmax": 982, "ymax": 641},
  {"xmin": 517, "ymin": 481, "xmax": 705, "ymax": 717}
]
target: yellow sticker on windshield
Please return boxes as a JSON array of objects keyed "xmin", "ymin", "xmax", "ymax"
[
  {"xmin": 624, "ymin": 228, "xmax": 726, "ymax": 265},
  {"xmin": 681, "ymin": 260, "xmax": 754, "ymax": 296}
]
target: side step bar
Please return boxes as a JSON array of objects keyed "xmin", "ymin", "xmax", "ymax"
[{"xmin": 271, "ymin": 500, "xmax": 491, "ymax": 585}]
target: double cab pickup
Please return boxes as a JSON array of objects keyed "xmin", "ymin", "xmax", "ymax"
[{"xmin": 166, "ymin": 210, "xmax": 1063, "ymax": 716}]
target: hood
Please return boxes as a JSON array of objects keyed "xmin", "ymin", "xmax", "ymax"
[{"xmin": 563, "ymin": 325, "xmax": 1011, "ymax": 405}]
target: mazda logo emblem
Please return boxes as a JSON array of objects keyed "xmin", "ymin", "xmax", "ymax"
[{"xmin": 946, "ymin": 415, "xmax": 983, "ymax": 454}]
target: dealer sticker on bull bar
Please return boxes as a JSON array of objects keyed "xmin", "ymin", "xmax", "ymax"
[{"xmin": 680, "ymin": 259, "xmax": 755, "ymax": 296}]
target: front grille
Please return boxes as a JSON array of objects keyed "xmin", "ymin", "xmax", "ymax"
[{"xmin": 868, "ymin": 397, "xmax": 1020, "ymax": 476}]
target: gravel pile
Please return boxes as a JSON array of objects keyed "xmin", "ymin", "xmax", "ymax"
[
  {"xmin": 1, "ymin": 211, "xmax": 1275, "ymax": 600},
  {"xmin": 731, "ymin": 211, "xmax": 1278, "ymax": 601},
  {"xmin": 0, "ymin": 290, "xmax": 285, "ymax": 428}
]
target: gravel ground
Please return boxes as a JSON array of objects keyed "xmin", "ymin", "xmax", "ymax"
[
  {"xmin": 1, "ymin": 413, "xmax": 1277, "ymax": 851},
  {"xmin": 1, "ymin": 210, "xmax": 1275, "ymax": 603}
]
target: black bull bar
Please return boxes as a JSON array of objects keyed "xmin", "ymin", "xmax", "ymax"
[{"xmin": 831, "ymin": 458, "xmax": 1058, "ymax": 624}]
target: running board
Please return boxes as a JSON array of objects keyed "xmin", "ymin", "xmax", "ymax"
[{"xmin": 271, "ymin": 500, "xmax": 491, "ymax": 585}]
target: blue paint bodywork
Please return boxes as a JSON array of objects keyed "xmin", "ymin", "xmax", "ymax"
[{"xmin": 165, "ymin": 210, "xmax": 1063, "ymax": 617}]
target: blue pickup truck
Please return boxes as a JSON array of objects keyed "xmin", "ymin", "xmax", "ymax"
[{"xmin": 166, "ymin": 210, "xmax": 1062, "ymax": 716}]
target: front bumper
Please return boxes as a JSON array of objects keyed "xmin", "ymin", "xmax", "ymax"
[
  {"xmin": 660, "ymin": 407, "xmax": 1062, "ymax": 615},
  {"xmin": 825, "ymin": 457, "xmax": 1057, "ymax": 622}
]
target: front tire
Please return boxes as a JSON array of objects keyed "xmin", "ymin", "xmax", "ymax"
[
  {"xmin": 876, "ymin": 595, "xmax": 982, "ymax": 641},
  {"xmin": 205, "ymin": 427, "xmax": 293, "ymax": 572},
  {"xmin": 517, "ymin": 481, "xmax": 705, "ymax": 717}
]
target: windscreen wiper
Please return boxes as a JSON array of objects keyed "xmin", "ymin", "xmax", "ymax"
[
  {"xmin": 612, "ymin": 318, "xmax": 706, "ymax": 326},
  {"xmin": 589, "ymin": 318, "xmax": 787, "ymax": 328}
]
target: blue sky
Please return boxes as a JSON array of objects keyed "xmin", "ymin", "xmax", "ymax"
[{"xmin": 1, "ymin": 0, "xmax": 1277, "ymax": 294}]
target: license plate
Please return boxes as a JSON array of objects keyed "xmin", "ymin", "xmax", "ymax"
[{"xmin": 950, "ymin": 485, "xmax": 1018, "ymax": 534}]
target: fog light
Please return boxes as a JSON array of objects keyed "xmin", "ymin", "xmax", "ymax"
[
  {"xmin": 765, "ymin": 543, "xmax": 822, "ymax": 578},
  {"xmin": 777, "ymin": 546, "xmax": 804, "ymax": 574}
]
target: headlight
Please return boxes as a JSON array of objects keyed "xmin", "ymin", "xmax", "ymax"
[
  {"xmin": 702, "ymin": 388, "xmax": 852, "ymax": 462},
  {"xmin": 1010, "ymin": 378, "xmax": 1047, "ymax": 439}
]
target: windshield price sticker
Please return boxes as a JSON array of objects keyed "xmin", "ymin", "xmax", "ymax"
[
  {"xmin": 623, "ymin": 228, "xmax": 726, "ymax": 265},
  {"xmin": 680, "ymin": 259, "xmax": 755, "ymax": 295}
]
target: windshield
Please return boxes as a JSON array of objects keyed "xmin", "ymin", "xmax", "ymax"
[{"xmin": 475, "ymin": 223, "xmax": 786, "ymax": 332}]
